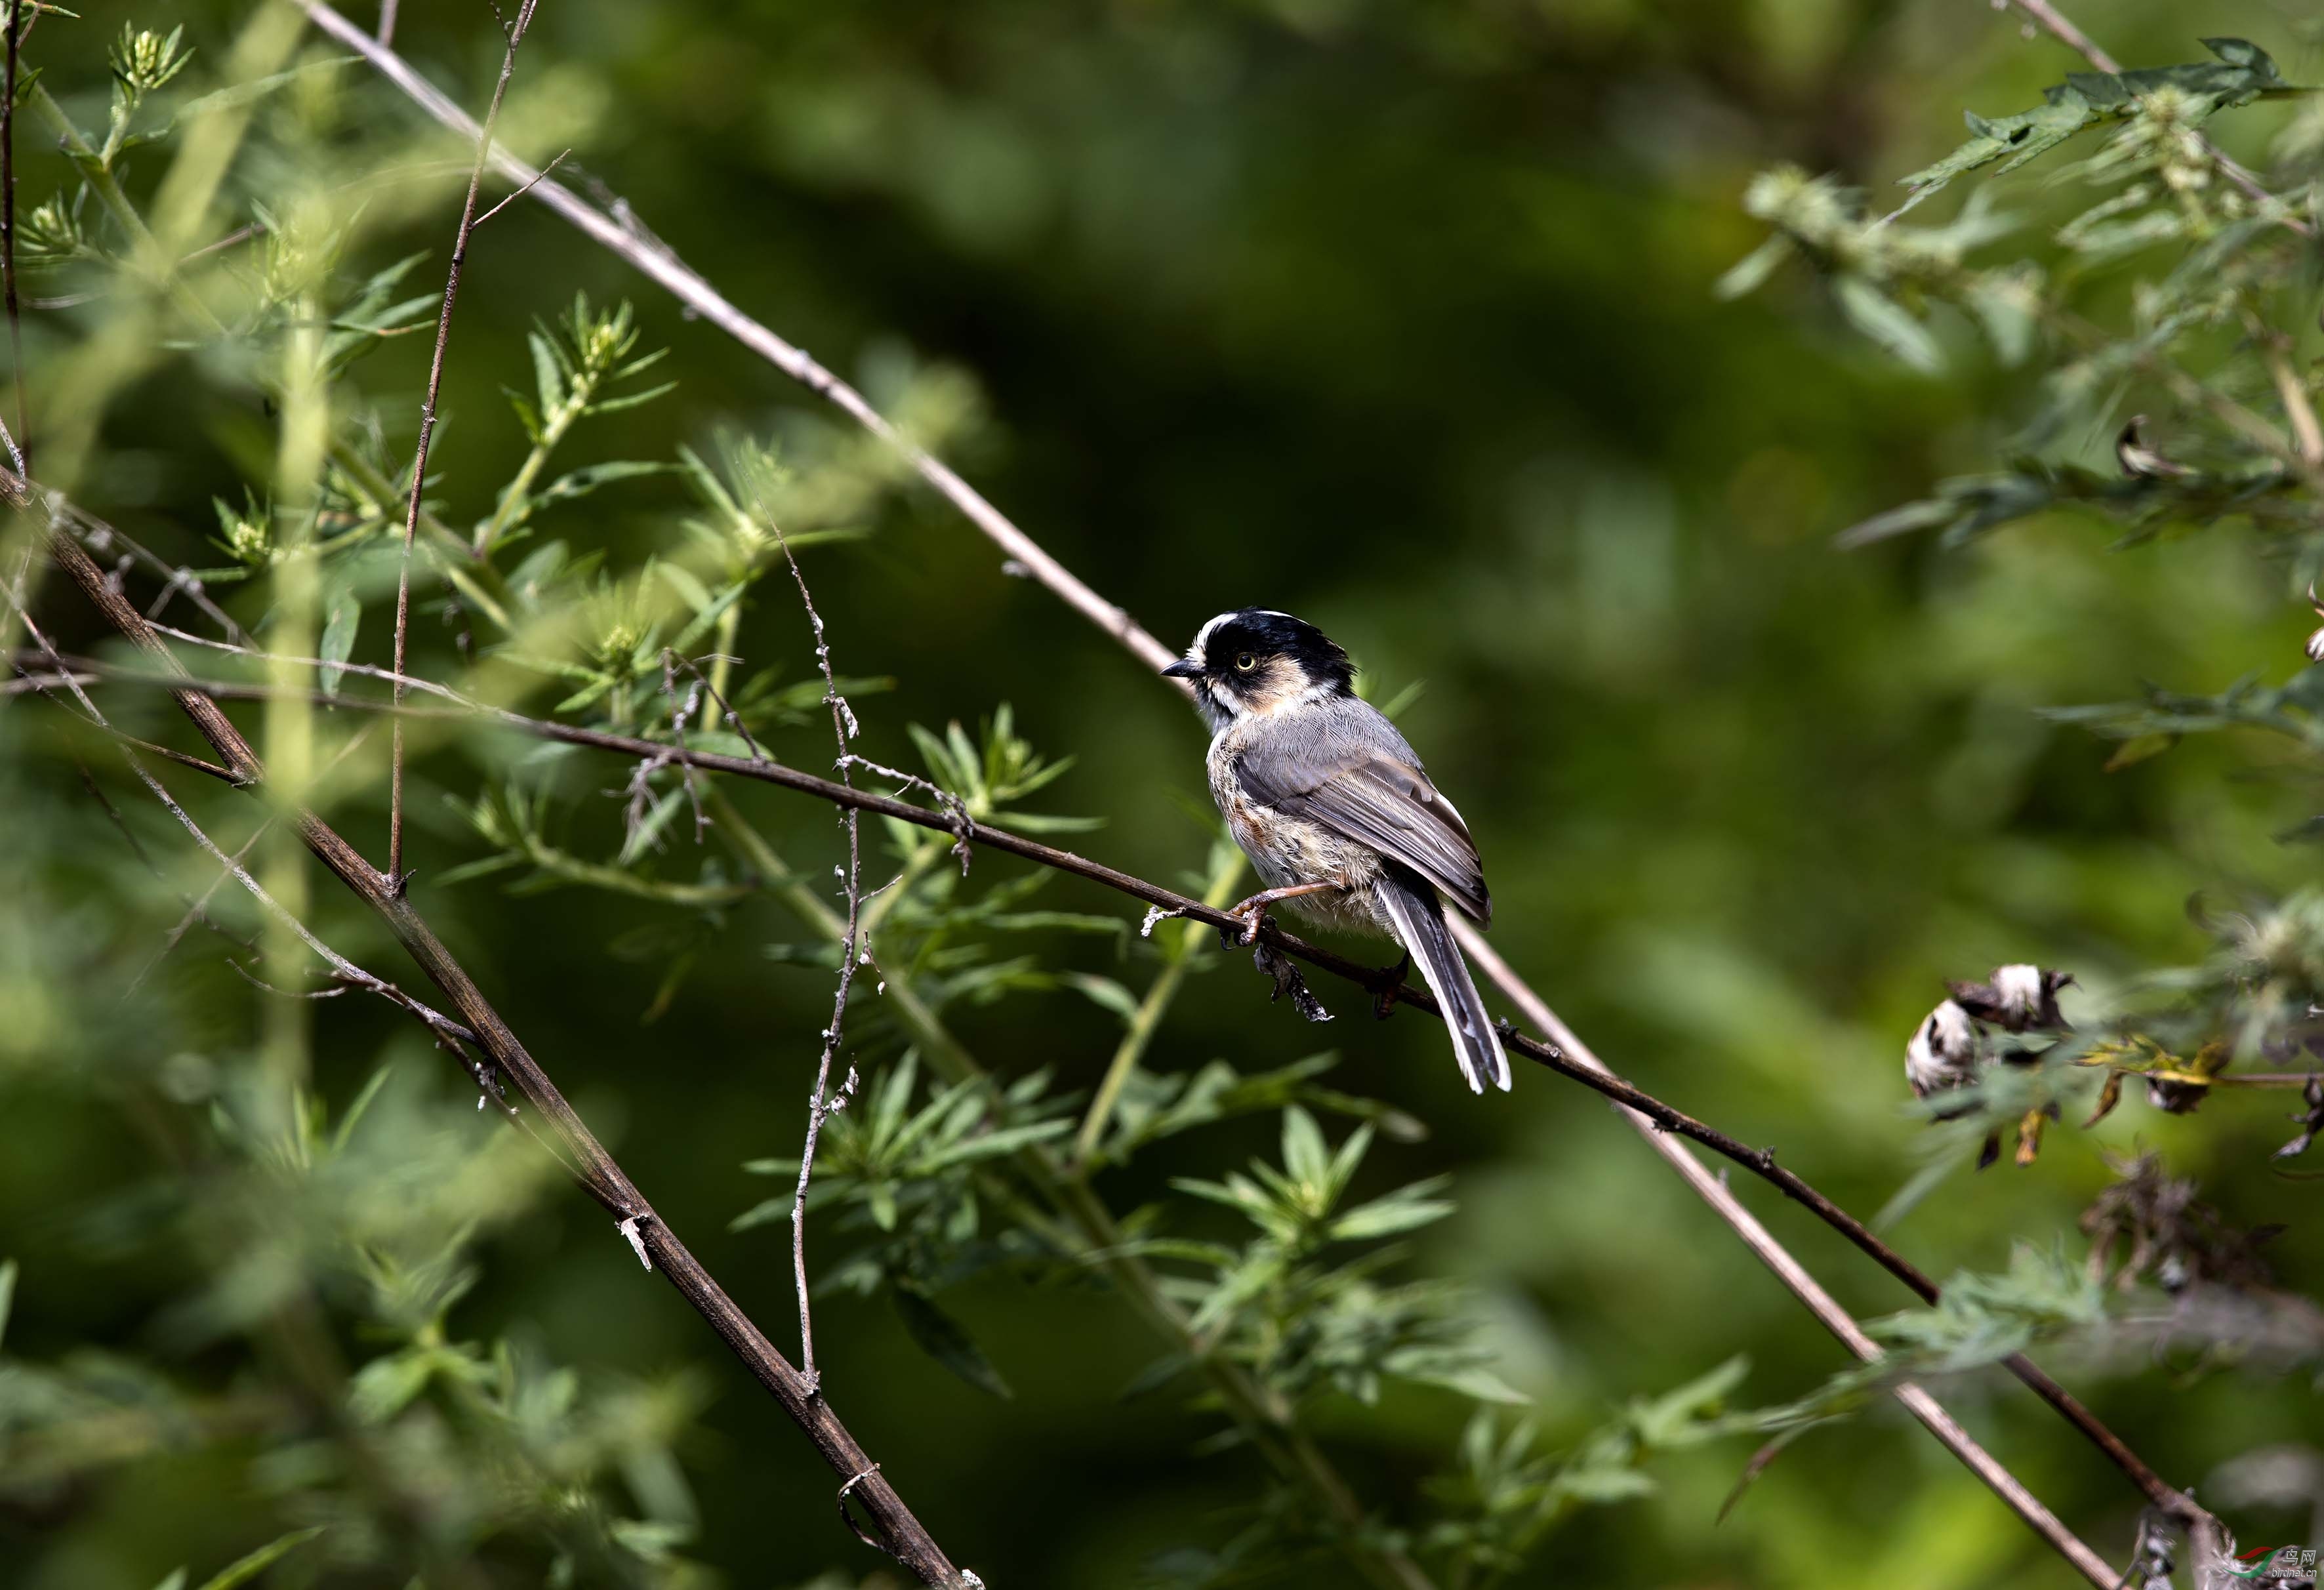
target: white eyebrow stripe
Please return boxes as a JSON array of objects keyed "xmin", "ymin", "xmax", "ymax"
[{"xmin": 1189, "ymin": 611, "xmax": 1236, "ymax": 661}]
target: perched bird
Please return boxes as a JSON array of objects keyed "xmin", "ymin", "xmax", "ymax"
[{"xmin": 1163, "ymin": 609, "xmax": 1511, "ymax": 1093}]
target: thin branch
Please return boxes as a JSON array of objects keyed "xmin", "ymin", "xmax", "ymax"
[
  {"xmin": 1, "ymin": 0, "xmax": 30, "ymax": 476},
  {"xmin": 387, "ymin": 0, "xmax": 541, "ymax": 891},
  {"xmin": 72, "ymin": 758, "xmax": 257, "ymax": 957},
  {"xmin": 134, "ymin": 720, "xmax": 380, "ymax": 992},
  {"xmin": 472, "ymin": 146, "xmax": 567, "ymax": 230},
  {"xmin": 64, "ymin": 511, "xmax": 252, "ymax": 648},
  {"xmin": 6, "ymin": 588, "xmax": 484, "ymax": 1069},
  {"xmin": 26, "ymin": 487, "xmax": 981, "ymax": 1589},
  {"xmin": 668, "ymin": 650, "xmax": 770, "ymax": 763},
  {"xmin": 767, "ymin": 508, "xmax": 865, "ymax": 1395}
]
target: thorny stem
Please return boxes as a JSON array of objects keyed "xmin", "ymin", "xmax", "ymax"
[
  {"xmin": 388, "ymin": 0, "xmax": 541, "ymax": 890},
  {"xmin": 768, "ymin": 508, "xmax": 863, "ymax": 1395}
]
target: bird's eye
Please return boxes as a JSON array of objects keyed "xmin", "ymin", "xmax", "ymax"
[{"xmin": 1234, "ymin": 652, "xmax": 1257, "ymax": 672}]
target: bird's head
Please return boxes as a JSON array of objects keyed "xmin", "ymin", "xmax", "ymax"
[{"xmin": 1163, "ymin": 608, "xmax": 1355, "ymax": 730}]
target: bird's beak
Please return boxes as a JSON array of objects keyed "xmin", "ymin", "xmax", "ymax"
[{"xmin": 1160, "ymin": 659, "xmax": 1203, "ymax": 680}]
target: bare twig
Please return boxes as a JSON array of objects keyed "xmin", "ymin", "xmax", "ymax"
[
  {"xmin": 6, "ymin": 587, "xmax": 485, "ymax": 1070},
  {"xmin": 133, "ymin": 720, "xmax": 379, "ymax": 992},
  {"xmin": 472, "ymin": 146, "xmax": 567, "ymax": 230},
  {"xmin": 656, "ymin": 650, "xmax": 706, "ymax": 842},
  {"xmin": 66, "ymin": 512, "xmax": 252, "ymax": 648},
  {"xmin": 767, "ymin": 508, "xmax": 864, "ymax": 1395},
  {"xmin": 387, "ymin": 0, "xmax": 541, "ymax": 891},
  {"xmin": 71, "ymin": 759, "xmax": 257, "ymax": 956},
  {"xmin": 668, "ymin": 649, "xmax": 770, "ymax": 764},
  {"xmin": 836, "ymin": 753, "xmax": 973, "ymax": 874},
  {"xmin": 26, "ymin": 487, "xmax": 980, "ymax": 1589}
]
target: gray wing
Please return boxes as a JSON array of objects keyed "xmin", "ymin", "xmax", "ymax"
[{"xmin": 1233, "ymin": 699, "xmax": 1491, "ymax": 926}]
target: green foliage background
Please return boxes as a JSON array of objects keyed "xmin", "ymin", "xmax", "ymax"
[{"xmin": 4, "ymin": 0, "xmax": 2322, "ymax": 1585}]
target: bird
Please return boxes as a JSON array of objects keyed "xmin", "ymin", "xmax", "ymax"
[{"xmin": 1162, "ymin": 608, "xmax": 1511, "ymax": 1093}]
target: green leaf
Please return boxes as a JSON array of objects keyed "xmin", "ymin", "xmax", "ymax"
[
  {"xmin": 2104, "ymin": 732, "xmax": 2176, "ymax": 770},
  {"xmin": 529, "ymin": 329, "xmax": 567, "ymax": 418},
  {"xmin": 1330, "ymin": 1183, "xmax": 1455, "ymax": 1241},
  {"xmin": 891, "ymin": 1280, "xmax": 1013, "ymax": 1398},
  {"xmin": 1898, "ymin": 39, "xmax": 2300, "ymax": 197},
  {"xmin": 331, "ymin": 1066, "xmax": 396, "ymax": 1152},
  {"xmin": 657, "ymin": 561, "xmax": 715, "ymax": 617},
  {"xmin": 190, "ymin": 1527, "xmax": 326, "ymax": 1590},
  {"xmin": 1900, "ymin": 86, "xmax": 2094, "ymax": 194},
  {"xmin": 1412, "ymin": 1364, "xmax": 1530, "ymax": 1406},
  {"xmin": 350, "ymin": 1348, "xmax": 438, "ymax": 1423},
  {"xmin": 1713, "ymin": 235, "xmax": 1791, "ymax": 301},
  {"xmin": 317, "ymin": 583, "xmax": 359, "ymax": 698},
  {"xmin": 1629, "ymin": 1355, "xmax": 1752, "ymax": 1446},
  {"xmin": 586, "ymin": 380, "xmax": 678, "ymax": 417},
  {"xmin": 1833, "ymin": 275, "xmax": 1942, "ymax": 373},
  {"xmin": 0, "ymin": 1258, "xmax": 16, "ymax": 1353},
  {"xmin": 525, "ymin": 460, "xmax": 675, "ymax": 527},
  {"xmin": 1280, "ymin": 1106, "xmax": 1329, "ymax": 1189},
  {"xmin": 1059, "ymin": 971, "xmax": 1139, "ymax": 1025}
]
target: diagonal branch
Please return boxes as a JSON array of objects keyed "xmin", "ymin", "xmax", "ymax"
[
  {"xmin": 387, "ymin": 0, "xmax": 540, "ymax": 891},
  {"xmin": 19, "ymin": 489, "xmax": 982, "ymax": 1589}
]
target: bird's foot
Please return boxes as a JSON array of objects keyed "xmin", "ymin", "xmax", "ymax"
[
  {"xmin": 1218, "ymin": 904, "xmax": 1270, "ymax": 951},
  {"xmin": 1359, "ymin": 949, "xmax": 1412, "ymax": 1021}
]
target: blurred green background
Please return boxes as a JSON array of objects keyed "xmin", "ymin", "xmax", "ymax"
[{"xmin": 5, "ymin": 0, "xmax": 2322, "ymax": 1585}]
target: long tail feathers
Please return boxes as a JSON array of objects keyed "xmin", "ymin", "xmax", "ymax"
[{"xmin": 1372, "ymin": 869, "xmax": 1510, "ymax": 1095}]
